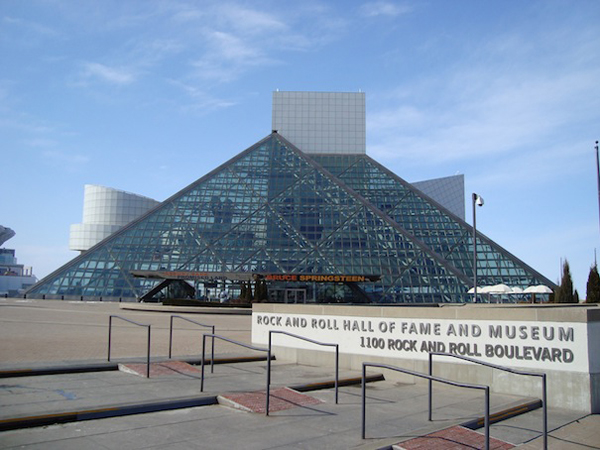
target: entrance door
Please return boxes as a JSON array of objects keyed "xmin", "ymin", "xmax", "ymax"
[{"xmin": 285, "ymin": 288, "xmax": 306, "ymax": 304}]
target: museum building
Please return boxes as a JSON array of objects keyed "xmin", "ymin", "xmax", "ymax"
[{"xmin": 25, "ymin": 92, "xmax": 554, "ymax": 303}]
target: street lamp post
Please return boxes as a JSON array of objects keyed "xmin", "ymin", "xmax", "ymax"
[
  {"xmin": 595, "ymin": 141, "xmax": 600, "ymax": 241},
  {"xmin": 472, "ymin": 193, "xmax": 484, "ymax": 302}
]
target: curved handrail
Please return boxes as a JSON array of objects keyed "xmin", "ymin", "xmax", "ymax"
[
  {"xmin": 107, "ymin": 315, "xmax": 151, "ymax": 378},
  {"xmin": 362, "ymin": 362, "xmax": 490, "ymax": 450},
  {"xmin": 200, "ymin": 334, "xmax": 272, "ymax": 415},
  {"xmin": 269, "ymin": 330, "xmax": 339, "ymax": 403},
  {"xmin": 429, "ymin": 351, "xmax": 547, "ymax": 449},
  {"xmin": 169, "ymin": 315, "xmax": 215, "ymax": 373}
]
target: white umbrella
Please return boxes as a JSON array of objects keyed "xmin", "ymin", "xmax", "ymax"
[
  {"xmin": 485, "ymin": 283, "xmax": 513, "ymax": 294},
  {"xmin": 467, "ymin": 286, "xmax": 485, "ymax": 294},
  {"xmin": 479, "ymin": 285, "xmax": 496, "ymax": 293},
  {"xmin": 523, "ymin": 285, "xmax": 553, "ymax": 294},
  {"xmin": 510, "ymin": 286, "xmax": 524, "ymax": 294}
]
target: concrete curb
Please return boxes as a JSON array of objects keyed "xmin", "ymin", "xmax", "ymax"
[
  {"xmin": 0, "ymin": 373, "xmax": 384, "ymax": 431},
  {"xmin": 0, "ymin": 396, "xmax": 219, "ymax": 432},
  {"xmin": 0, "ymin": 355, "xmax": 273, "ymax": 379},
  {"xmin": 461, "ymin": 399, "xmax": 543, "ymax": 430},
  {"xmin": 119, "ymin": 303, "xmax": 252, "ymax": 315},
  {"xmin": 289, "ymin": 373, "xmax": 385, "ymax": 392}
]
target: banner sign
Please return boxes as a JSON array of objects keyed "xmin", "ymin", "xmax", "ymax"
[
  {"xmin": 252, "ymin": 312, "xmax": 591, "ymax": 372},
  {"xmin": 262, "ymin": 274, "xmax": 380, "ymax": 283}
]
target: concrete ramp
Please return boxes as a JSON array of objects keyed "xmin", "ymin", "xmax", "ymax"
[
  {"xmin": 118, "ymin": 361, "xmax": 200, "ymax": 378},
  {"xmin": 218, "ymin": 387, "xmax": 321, "ymax": 414},
  {"xmin": 394, "ymin": 425, "xmax": 515, "ymax": 449}
]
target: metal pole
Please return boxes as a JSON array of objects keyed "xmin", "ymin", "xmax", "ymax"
[
  {"xmin": 484, "ymin": 386, "xmax": 490, "ymax": 450},
  {"xmin": 108, "ymin": 316, "xmax": 112, "ymax": 361},
  {"xmin": 361, "ymin": 364, "xmax": 366, "ymax": 439},
  {"xmin": 335, "ymin": 344, "xmax": 339, "ymax": 404},
  {"xmin": 146, "ymin": 325, "xmax": 151, "ymax": 378},
  {"xmin": 168, "ymin": 316, "xmax": 174, "ymax": 359},
  {"xmin": 596, "ymin": 141, "xmax": 600, "ymax": 240},
  {"xmin": 543, "ymin": 374, "xmax": 548, "ymax": 449},
  {"xmin": 266, "ymin": 349, "xmax": 271, "ymax": 416},
  {"xmin": 428, "ymin": 353, "xmax": 433, "ymax": 421},
  {"xmin": 211, "ymin": 326, "xmax": 215, "ymax": 374},
  {"xmin": 201, "ymin": 335, "xmax": 206, "ymax": 392},
  {"xmin": 472, "ymin": 193, "xmax": 478, "ymax": 303},
  {"xmin": 266, "ymin": 332, "xmax": 272, "ymax": 416}
]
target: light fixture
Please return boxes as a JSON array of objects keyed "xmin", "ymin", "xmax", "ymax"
[{"xmin": 472, "ymin": 193, "xmax": 484, "ymax": 302}]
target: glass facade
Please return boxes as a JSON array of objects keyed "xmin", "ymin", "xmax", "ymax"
[{"xmin": 27, "ymin": 133, "xmax": 553, "ymax": 303}]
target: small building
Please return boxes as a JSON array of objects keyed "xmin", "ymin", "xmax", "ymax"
[{"xmin": 0, "ymin": 226, "xmax": 37, "ymax": 296}]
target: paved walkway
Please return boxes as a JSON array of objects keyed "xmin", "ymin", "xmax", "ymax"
[{"xmin": 0, "ymin": 298, "xmax": 598, "ymax": 449}]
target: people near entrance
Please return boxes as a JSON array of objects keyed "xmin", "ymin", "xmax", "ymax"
[{"xmin": 219, "ymin": 288, "xmax": 230, "ymax": 303}]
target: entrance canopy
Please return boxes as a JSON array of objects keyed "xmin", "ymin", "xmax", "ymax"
[
  {"xmin": 132, "ymin": 270, "xmax": 380, "ymax": 284},
  {"xmin": 131, "ymin": 270, "xmax": 255, "ymax": 282}
]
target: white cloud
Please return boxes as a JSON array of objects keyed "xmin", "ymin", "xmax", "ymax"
[
  {"xmin": 23, "ymin": 138, "xmax": 58, "ymax": 148},
  {"xmin": 42, "ymin": 150, "xmax": 90, "ymax": 169},
  {"xmin": 369, "ymin": 31, "xmax": 600, "ymax": 168},
  {"xmin": 168, "ymin": 79, "xmax": 237, "ymax": 112},
  {"xmin": 2, "ymin": 16, "xmax": 60, "ymax": 38},
  {"xmin": 80, "ymin": 62, "xmax": 137, "ymax": 85},
  {"xmin": 469, "ymin": 139, "xmax": 591, "ymax": 191},
  {"xmin": 360, "ymin": 1, "xmax": 411, "ymax": 18},
  {"xmin": 190, "ymin": 29, "xmax": 277, "ymax": 83},
  {"xmin": 215, "ymin": 4, "xmax": 287, "ymax": 35}
]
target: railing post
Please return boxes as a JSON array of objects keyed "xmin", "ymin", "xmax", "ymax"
[
  {"xmin": 361, "ymin": 363, "xmax": 366, "ymax": 439},
  {"xmin": 168, "ymin": 316, "xmax": 174, "ymax": 359},
  {"xmin": 106, "ymin": 315, "xmax": 151, "ymax": 374},
  {"xmin": 484, "ymin": 386, "xmax": 490, "ymax": 450},
  {"xmin": 211, "ymin": 325, "xmax": 215, "ymax": 374},
  {"xmin": 429, "ymin": 351, "xmax": 547, "ymax": 445},
  {"xmin": 108, "ymin": 316, "xmax": 113, "ymax": 361},
  {"xmin": 201, "ymin": 334, "xmax": 206, "ymax": 392},
  {"xmin": 199, "ymin": 333, "xmax": 272, "ymax": 413},
  {"xmin": 543, "ymin": 374, "xmax": 548, "ymax": 449},
  {"xmin": 269, "ymin": 330, "xmax": 339, "ymax": 404},
  {"xmin": 146, "ymin": 325, "xmax": 151, "ymax": 378},
  {"xmin": 169, "ymin": 316, "xmax": 215, "ymax": 372},
  {"xmin": 335, "ymin": 344, "xmax": 339, "ymax": 404},
  {"xmin": 428, "ymin": 352, "xmax": 433, "ymax": 421},
  {"xmin": 266, "ymin": 349, "xmax": 271, "ymax": 416}
]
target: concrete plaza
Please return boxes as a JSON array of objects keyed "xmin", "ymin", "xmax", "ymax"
[{"xmin": 0, "ymin": 298, "xmax": 598, "ymax": 449}]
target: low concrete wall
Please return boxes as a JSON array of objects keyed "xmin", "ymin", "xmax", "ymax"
[{"xmin": 252, "ymin": 303, "xmax": 600, "ymax": 413}]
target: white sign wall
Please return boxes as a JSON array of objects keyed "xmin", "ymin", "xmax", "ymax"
[{"xmin": 252, "ymin": 312, "xmax": 592, "ymax": 373}]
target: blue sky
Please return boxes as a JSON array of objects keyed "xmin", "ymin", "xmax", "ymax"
[{"xmin": 2, "ymin": 0, "xmax": 599, "ymax": 296}]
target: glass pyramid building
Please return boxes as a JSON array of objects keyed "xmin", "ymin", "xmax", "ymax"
[{"xmin": 27, "ymin": 131, "xmax": 553, "ymax": 303}]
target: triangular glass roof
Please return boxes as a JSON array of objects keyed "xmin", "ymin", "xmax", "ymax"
[
  {"xmin": 312, "ymin": 154, "xmax": 552, "ymax": 289},
  {"xmin": 27, "ymin": 133, "xmax": 553, "ymax": 302}
]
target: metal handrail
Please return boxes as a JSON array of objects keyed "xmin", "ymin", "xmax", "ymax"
[
  {"xmin": 362, "ymin": 362, "xmax": 490, "ymax": 450},
  {"xmin": 269, "ymin": 330, "xmax": 339, "ymax": 404},
  {"xmin": 108, "ymin": 315, "xmax": 151, "ymax": 378},
  {"xmin": 169, "ymin": 315, "xmax": 215, "ymax": 373},
  {"xmin": 429, "ymin": 352, "xmax": 547, "ymax": 449},
  {"xmin": 200, "ymin": 334, "xmax": 272, "ymax": 415}
]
